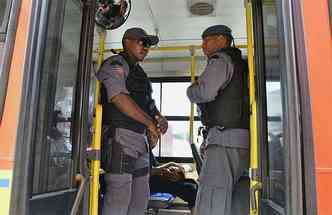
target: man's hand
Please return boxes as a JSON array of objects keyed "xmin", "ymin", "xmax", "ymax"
[
  {"xmin": 155, "ymin": 115, "xmax": 168, "ymax": 134},
  {"xmin": 147, "ymin": 121, "xmax": 160, "ymax": 148},
  {"xmin": 148, "ymin": 130, "xmax": 159, "ymax": 149},
  {"xmin": 161, "ymin": 166, "xmax": 185, "ymax": 182}
]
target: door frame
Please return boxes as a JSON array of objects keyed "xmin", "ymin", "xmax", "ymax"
[
  {"xmin": 10, "ymin": 0, "xmax": 95, "ymax": 214},
  {"xmin": 250, "ymin": 0, "xmax": 317, "ymax": 214}
]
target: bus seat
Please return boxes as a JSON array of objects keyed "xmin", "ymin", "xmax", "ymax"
[{"xmin": 147, "ymin": 192, "xmax": 175, "ymax": 215}]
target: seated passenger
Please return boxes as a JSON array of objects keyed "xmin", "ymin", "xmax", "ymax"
[{"xmin": 149, "ymin": 151, "xmax": 198, "ymax": 213}]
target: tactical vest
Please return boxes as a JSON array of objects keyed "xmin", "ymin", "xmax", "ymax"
[
  {"xmin": 200, "ymin": 48, "xmax": 250, "ymax": 129},
  {"xmin": 100, "ymin": 53, "xmax": 157, "ymax": 133}
]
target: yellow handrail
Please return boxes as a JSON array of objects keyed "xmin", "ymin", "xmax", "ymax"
[
  {"xmin": 89, "ymin": 29, "xmax": 106, "ymax": 215},
  {"xmin": 95, "ymin": 44, "xmax": 248, "ymax": 54},
  {"xmin": 245, "ymin": 1, "xmax": 260, "ymax": 215},
  {"xmin": 189, "ymin": 47, "xmax": 196, "ymax": 145}
]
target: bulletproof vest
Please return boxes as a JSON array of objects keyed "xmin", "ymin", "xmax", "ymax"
[
  {"xmin": 100, "ymin": 53, "xmax": 157, "ymax": 133},
  {"xmin": 200, "ymin": 47, "xmax": 250, "ymax": 129}
]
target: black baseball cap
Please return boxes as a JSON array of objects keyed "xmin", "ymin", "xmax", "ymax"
[
  {"xmin": 202, "ymin": 25, "xmax": 233, "ymax": 39},
  {"xmin": 122, "ymin": 27, "xmax": 159, "ymax": 46}
]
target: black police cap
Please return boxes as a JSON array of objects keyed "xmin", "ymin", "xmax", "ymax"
[
  {"xmin": 123, "ymin": 27, "xmax": 159, "ymax": 46},
  {"xmin": 202, "ymin": 25, "xmax": 233, "ymax": 39}
]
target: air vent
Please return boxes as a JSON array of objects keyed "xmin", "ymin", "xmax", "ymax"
[{"xmin": 188, "ymin": 0, "xmax": 215, "ymax": 16}]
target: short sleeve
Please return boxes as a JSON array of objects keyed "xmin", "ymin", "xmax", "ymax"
[
  {"xmin": 96, "ymin": 59, "xmax": 129, "ymax": 102},
  {"xmin": 187, "ymin": 56, "xmax": 233, "ymax": 103}
]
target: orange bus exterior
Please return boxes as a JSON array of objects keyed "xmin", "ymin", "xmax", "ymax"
[
  {"xmin": 303, "ymin": 0, "xmax": 332, "ymax": 215},
  {"xmin": 0, "ymin": 0, "xmax": 331, "ymax": 214},
  {"xmin": 0, "ymin": 0, "xmax": 33, "ymax": 214}
]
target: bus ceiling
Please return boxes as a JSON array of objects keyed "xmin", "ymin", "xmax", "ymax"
[
  {"xmin": 91, "ymin": 0, "xmax": 280, "ymax": 81},
  {"xmin": 92, "ymin": 0, "xmax": 248, "ymax": 75}
]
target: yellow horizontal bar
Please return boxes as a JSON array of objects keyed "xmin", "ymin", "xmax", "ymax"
[{"xmin": 94, "ymin": 44, "xmax": 248, "ymax": 54}]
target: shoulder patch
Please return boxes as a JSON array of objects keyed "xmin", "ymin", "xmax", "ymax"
[{"xmin": 109, "ymin": 60, "xmax": 123, "ymax": 66}]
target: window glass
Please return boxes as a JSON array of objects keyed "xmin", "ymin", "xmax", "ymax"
[
  {"xmin": 266, "ymin": 81, "xmax": 284, "ymax": 206},
  {"xmin": 263, "ymin": 0, "xmax": 285, "ymax": 207},
  {"xmin": 154, "ymin": 121, "xmax": 202, "ymax": 157},
  {"xmin": 0, "ymin": 0, "xmax": 8, "ymax": 26},
  {"xmin": 151, "ymin": 83, "xmax": 161, "ymax": 111},
  {"xmin": 32, "ymin": 0, "xmax": 82, "ymax": 193},
  {"xmin": 151, "ymin": 81, "xmax": 201, "ymax": 158},
  {"xmin": 1, "ymin": 0, "xmax": 10, "ymax": 76},
  {"xmin": 1, "ymin": 0, "xmax": 11, "ymax": 118},
  {"xmin": 0, "ymin": 0, "xmax": 11, "ymax": 33},
  {"xmin": 0, "ymin": 41, "xmax": 4, "ymax": 61},
  {"xmin": 161, "ymin": 82, "xmax": 191, "ymax": 116}
]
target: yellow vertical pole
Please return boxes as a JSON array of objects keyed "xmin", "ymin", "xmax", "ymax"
[
  {"xmin": 245, "ymin": 1, "xmax": 261, "ymax": 215},
  {"xmin": 89, "ymin": 28, "xmax": 106, "ymax": 215},
  {"xmin": 189, "ymin": 47, "xmax": 196, "ymax": 145},
  {"xmin": 95, "ymin": 29, "xmax": 106, "ymax": 104}
]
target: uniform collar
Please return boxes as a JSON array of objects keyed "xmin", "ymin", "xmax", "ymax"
[
  {"xmin": 209, "ymin": 47, "xmax": 242, "ymax": 62},
  {"xmin": 120, "ymin": 52, "xmax": 138, "ymax": 67}
]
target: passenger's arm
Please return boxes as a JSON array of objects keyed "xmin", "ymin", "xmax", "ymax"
[
  {"xmin": 150, "ymin": 163, "xmax": 185, "ymax": 182},
  {"xmin": 150, "ymin": 166, "xmax": 163, "ymax": 176}
]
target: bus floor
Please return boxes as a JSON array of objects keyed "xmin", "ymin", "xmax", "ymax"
[{"xmin": 145, "ymin": 177, "xmax": 250, "ymax": 215}]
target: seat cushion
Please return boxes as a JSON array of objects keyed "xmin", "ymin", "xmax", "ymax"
[{"xmin": 148, "ymin": 193, "xmax": 175, "ymax": 209}]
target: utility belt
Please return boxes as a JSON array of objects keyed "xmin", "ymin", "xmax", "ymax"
[
  {"xmin": 101, "ymin": 125, "xmax": 149, "ymax": 177},
  {"xmin": 102, "ymin": 122, "xmax": 146, "ymax": 134},
  {"xmin": 200, "ymin": 125, "xmax": 226, "ymax": 136}
]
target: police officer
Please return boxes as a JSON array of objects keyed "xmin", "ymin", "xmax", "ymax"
[
  {"xmin": 96, "ymin": 27, "xmax": 168, "ymax": 215},
  {"xmin": 187, "ymin": 25, "xmax": 250, "ymax": 215}
]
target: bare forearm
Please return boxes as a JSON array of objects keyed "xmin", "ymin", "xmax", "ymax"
[{"xmin": 111, "ymin": 93, "xmax": 154, "ymax": 127}]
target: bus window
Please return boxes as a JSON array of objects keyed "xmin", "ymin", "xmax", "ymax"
[
  {"xmin": 0, "ymin": 0, "xmax": 11, "ymax": 46},
  {"xmin": 161, "ymin": 82, "xmax": 191, "ymax": 116},
  {"xmin": 151, "ymin": 82, "xmax": 160, "ymax": 111},
  {"xmin": 0, "ymin": 0, "xmax": 11, "ymax": 118},
  {"xmin": 0, "ymin": 40, "xmax": 3, "ymax": 64},
  {"xmin": 0, "ymin": 0, "xmax": 11, "ymax": 30},
  {"xmin": 151, "ymin": 81, "xmax": 201, "ymax": 157},
  {"xmin": 262, "ymin": 1, "xmax": 286, "ymax": 209},
  {"xmin": 31, "ymin": 0, "xmax": 82, "ymax": 194}
]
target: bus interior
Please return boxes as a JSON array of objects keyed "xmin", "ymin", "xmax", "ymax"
[{"xmin": 1, "ymin": 0, "xmax": 318, "ymax": 215}]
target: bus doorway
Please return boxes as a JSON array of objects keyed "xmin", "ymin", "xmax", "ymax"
[
  {"xmin": 249, "ymin": 0, "xmax": 315, "ymax": 215},
  {"xmin": 1, "ymin": 0, "xmax": 318, "ymax": 214}
]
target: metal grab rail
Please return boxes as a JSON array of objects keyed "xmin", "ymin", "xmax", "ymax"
[
  {"xmin": 70, "ymin": 174, "xmax": 86, "ymax": 215},
  {"xmin": 245, "ymin": 1, "xmax": 262, "ymax": 215},
  {"xmin": 89, "ymin": 28, "xmax": 106, "ymax": 215},
  {"xmin": 188, "ymin": 47, "xmax": 203, "ymax": 173},
  {"xmin": 98, "ymin": 44, "xmax": 248, "ymax": 54}
]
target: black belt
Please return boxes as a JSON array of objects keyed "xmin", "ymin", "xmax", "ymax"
[{"xmin": 103, "ymin": 123, "xmax": 146, "ymax": 134}]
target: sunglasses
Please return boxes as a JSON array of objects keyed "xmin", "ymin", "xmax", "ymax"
[{"xmin": 136, "ymin": 40, "xmax": 151, "ymax": 48}]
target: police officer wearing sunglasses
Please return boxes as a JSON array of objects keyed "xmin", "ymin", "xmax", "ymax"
[{"xmin": 96, "ymin": 27, "xmax": 168, "ymax": 215}]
